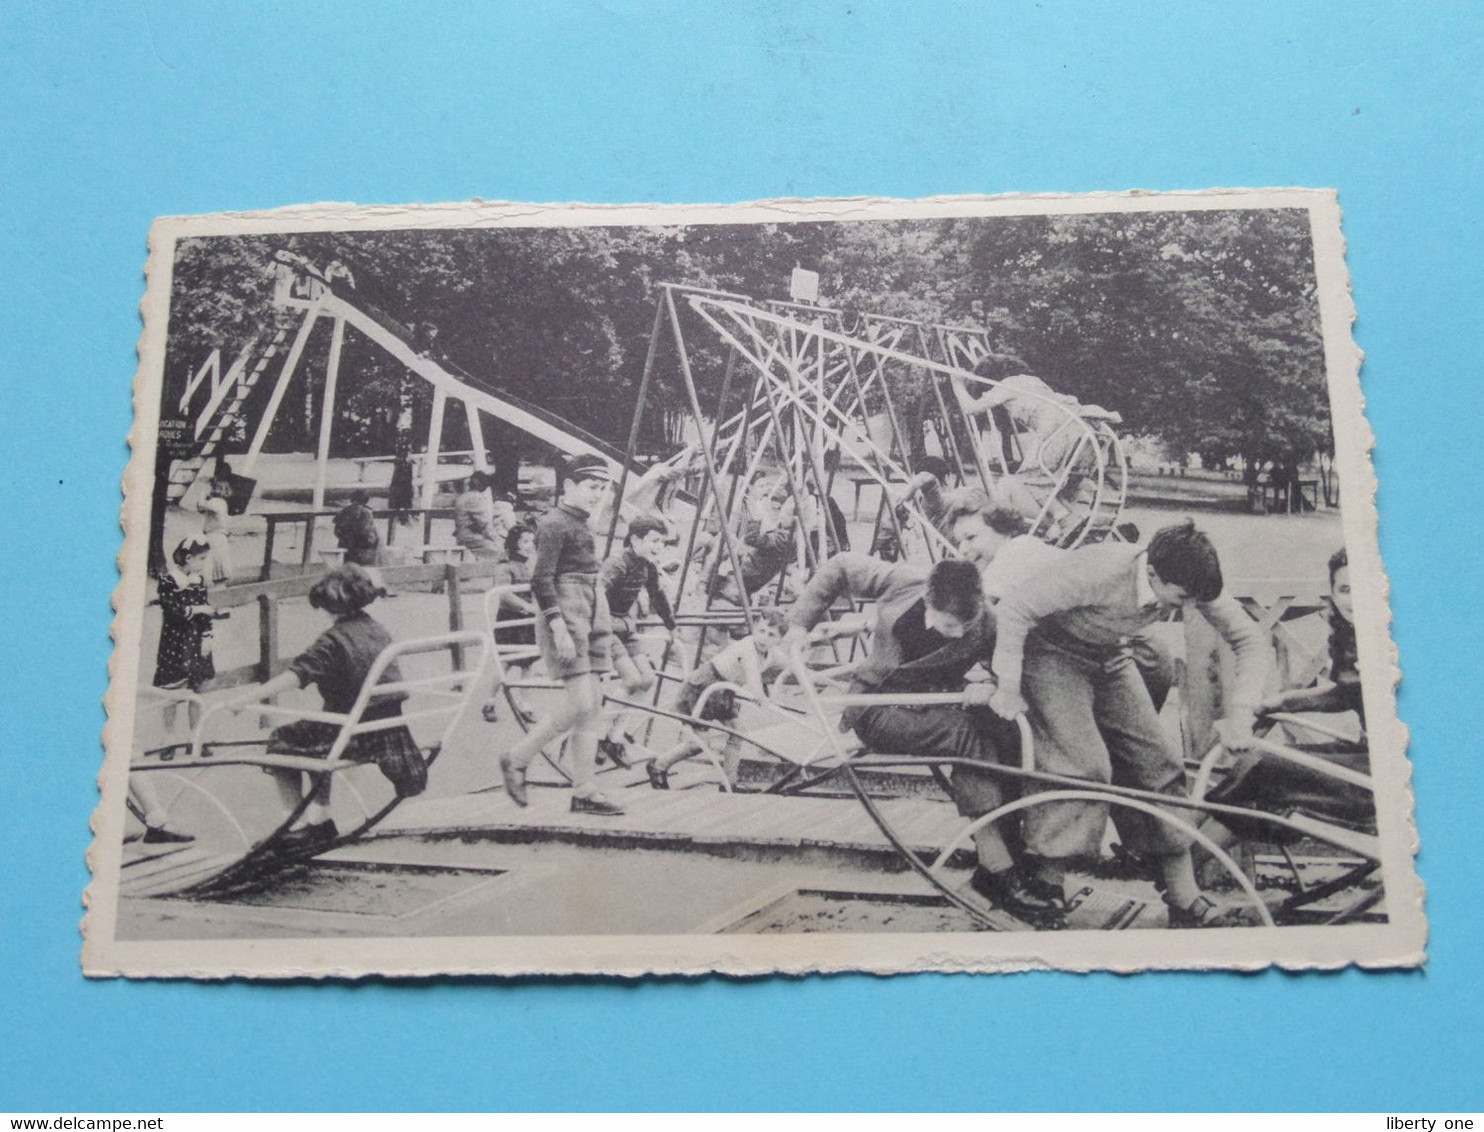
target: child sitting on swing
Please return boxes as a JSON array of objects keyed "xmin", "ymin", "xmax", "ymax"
[{"xmin": 221, "ymin": 564, "xmax": 426, "ymax": 853}]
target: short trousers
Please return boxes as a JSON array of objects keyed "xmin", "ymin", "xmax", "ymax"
[
  {"xmin": 610, "ymin": 613, "xmax": 640, "ymax": 650},
  {"xmin": 536, "ymin": 573, "xmax": 615, "ymax": 680},
  {"xmin": 674, "ymin": 676, "xmax": 740, "ymax": 723}
]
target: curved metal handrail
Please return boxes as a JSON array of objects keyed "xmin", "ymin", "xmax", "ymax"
[{"xmin": 783, "ymin": 642, "xmax": 1374, "ymax": 927}]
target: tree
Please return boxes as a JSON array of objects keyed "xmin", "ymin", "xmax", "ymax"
[{"xmin": 156, "ymin": 208, "xmax": 1332, "ymax": 495}]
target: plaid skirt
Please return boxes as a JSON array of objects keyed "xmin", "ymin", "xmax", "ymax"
[
  {"xmin": 268, "ymin": 701, "xmax": 427, "ymax": 799},
  {"xmin": 1206, "ymin": 742, "xmax": 1374, "ymax": 843}
]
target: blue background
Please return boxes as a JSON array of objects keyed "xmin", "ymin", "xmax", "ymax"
[{"xmin": 3, "ymin": 1, "xmax": 1481, "ymax": 1113}]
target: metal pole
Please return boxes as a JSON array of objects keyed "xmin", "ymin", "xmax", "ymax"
[
  {"xmin": 672, "ymin": 344, "xmax": 743, "ymax": 613},
  {"xmin": 841, "ymin": 323, "xmax": 916, "ymax": 560},
  {"xmin": 664, "ymin": 290, "xmax": 760, "ymax": 635},
  {"xmin": 419, "ymin": 386, "xmax": 447, "ymax": 513},
  {"xmin": 746, "ymin": 321, "xmax": 822, "ymax": 576},
  {"xmin": 604, "ymin": 297, "xmax": 667, "ymax": 557},
  {"xmin": 464, "ymin": 402, "xmax": 487, "ymax": 473},
  {"xmin": 311, "ymin": 317, "xmax": 345, "ymax": 512}
]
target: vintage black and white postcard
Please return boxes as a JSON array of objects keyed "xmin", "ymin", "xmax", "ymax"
[{"xmin": 86, "ymin": 190, "xmax": 1423, "ymax": 977}]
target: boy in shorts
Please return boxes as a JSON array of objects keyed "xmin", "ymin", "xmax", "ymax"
[
  {"xmin": 598, "ymin": 514, "xmax": 675, "ymax": 766},
  {"xmin": 496, "ymin": 454, "xmax": 645, "ymax": 816},
  {"xmin": 644, "ymin": 607, "xmax": 789, "ymax": 790}
]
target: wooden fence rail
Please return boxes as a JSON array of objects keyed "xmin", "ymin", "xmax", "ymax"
[
  {"xmin": 257, "ymin": 507, "xmax": 459, "ymax": 581},
  {"xmin": 201, "ymin": 557, "xmax": 509, "ymax": 690}
]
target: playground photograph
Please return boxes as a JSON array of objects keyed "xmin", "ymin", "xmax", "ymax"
[{"xmin": 84, "ymin": 190, "xmax": 1422, "ymax": 978}]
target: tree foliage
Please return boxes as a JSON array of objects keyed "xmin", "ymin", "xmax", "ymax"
[{"xmin": 162, "ymin": 208, "xmax": 1329, "ymax": 469}]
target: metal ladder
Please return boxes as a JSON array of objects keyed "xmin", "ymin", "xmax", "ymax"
[{"xmin": 164, "ymin": 327, "xmax": 289, "ymax": 505}]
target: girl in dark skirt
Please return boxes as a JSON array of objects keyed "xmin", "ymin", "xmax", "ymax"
[
  {"xmin": 132, "ymin": 537, "xmax": 221, "ymax": 844},
  {"xmin": 1203, "ymin": 547, "xmax": 1375, "ymax": 846},
  {"xmin": 492, "ymin": 524, "xmax": 538, "ymax": 649},
  {"xmin": 222, "ymin": 564, "xmax": 426, "ymax": 852},
  {"xmin": 481, "ymin": 523, "xmax": 539, "ymax": 724},
  {"xmin": 153, "ymin": 537, "xmax": 219, "ymax": 732}
]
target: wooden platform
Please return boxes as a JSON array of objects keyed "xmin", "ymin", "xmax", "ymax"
[
  {"xmin": 370, "ymin": 779, "xmax": 972, "ymax": 868},
  {"xmin": 114, "ymin": 783, "xmax": 1190, "ymax": 935},
  {"xmin": 119, "ymin": 841, "xmax": 245, "ymax": 898}
]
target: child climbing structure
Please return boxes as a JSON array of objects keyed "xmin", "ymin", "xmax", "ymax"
[{"xmin": 606, "ymin": 282, "xmax": 1131, "ymax": 645}]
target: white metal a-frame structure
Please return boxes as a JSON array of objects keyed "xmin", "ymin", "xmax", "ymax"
[{"xmin": 167, "ymin": 254, "xmax": 635, "ymax": 515}]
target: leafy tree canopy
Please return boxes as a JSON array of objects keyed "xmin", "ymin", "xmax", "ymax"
[{"xmin": 163, "ymin": 209, "xmax": 1329, "ymax": 468}]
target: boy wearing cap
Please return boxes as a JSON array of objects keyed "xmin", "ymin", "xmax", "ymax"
[{"xmin": 496, "ymin": 454, "xmax": 632, "ymax": 815}]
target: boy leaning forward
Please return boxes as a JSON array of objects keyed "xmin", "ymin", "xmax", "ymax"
[{"xmin": 988, "ymin": 521, "xmax": 1268, "ymax": 927}]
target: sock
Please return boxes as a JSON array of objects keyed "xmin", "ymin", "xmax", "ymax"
[
  {"xmin": 973, "ymin": 832, "xmax": 1015, "ymax": 875},
  {"xmin": 1159, "ymin": 853, "xmax": 1202, "ymax": 909},
  {"xmin": 568, "ymin": 726, "xmax": 601, "ymax": 797},
  {"xmin": 506, "ymin": 718, "xmax": 562, "ymax": 771}
]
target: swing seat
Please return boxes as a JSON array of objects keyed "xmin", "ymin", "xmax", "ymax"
[{"xmin": 122, "ymin": 629, "xmax": 488, "ymax": 897}]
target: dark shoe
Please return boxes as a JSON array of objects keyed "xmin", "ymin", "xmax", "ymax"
[
  {"xmin": 1090, "ymin": 842, "xmax": 1156, "ymax": 882},
  {"xmin": 481, "ymin": 699, "xmax": 501, "ymax": 723},
  {"xmin": 645, "ymin": 760, "xmax": 671, "ymax": 790},
  {"xmin": 277, "ymin": 819, "xmax": 337, "ymax": 854},
  {"xmin": 142, "ymin": 826, "xmax": 194, "ymax": 845},
  {"xmin": 499, "ymin": 755, "xmax": 529, "ymax": 808},
  {"xmin": 570, "ymin": 792, "xmax": 625, "ymax": 816},
  {"xmin": 597, "ymin": 737, "xmax": 631, "ymax": 769},
  {"xmin": 1166, "ymin": 893, "xmax": 1242, "ymax": 929},
  {"xmin": 969, "ymin": 866, "xmax": 1067, "ymax": 925}
]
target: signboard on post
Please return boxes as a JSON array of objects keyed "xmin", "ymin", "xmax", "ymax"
[{"xmin": 790, "ymin": 266, "xmax": 820, "ymax": 304}]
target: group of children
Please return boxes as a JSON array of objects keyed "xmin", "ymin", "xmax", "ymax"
[
  {"xmin": 625, "ymin": 474, "xmax": 1365, "ymax": 928},
  {"xmin": 492, "ymin": 455, "xmax": 799, "ymax": 815},
  {"xmin": 938, "ymin": 489, "xmax": 1369, "ymax": 925},
  {"xmin": 136, "ymin": 441, "xmax": 1371, "ymax": 931}
]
